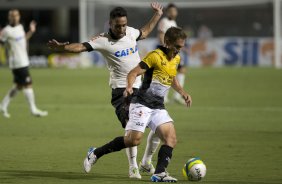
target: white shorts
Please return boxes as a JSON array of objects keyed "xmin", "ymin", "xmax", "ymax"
[{"xmin": 125, "ymin": 103, "xmax": 173, "ymax": 133}]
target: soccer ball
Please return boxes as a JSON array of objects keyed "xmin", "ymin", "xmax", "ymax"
[{"xmin": 182, "ymin": 157, "xmax": 207, "ymax": 181}]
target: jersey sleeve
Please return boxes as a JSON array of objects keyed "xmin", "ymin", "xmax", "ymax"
[
  {"xmin": 141, "ymin": 51, "xmax": 159, "ymax": 69},
  {"xmin": 127, "ymin": 26, "xmax": 142, "ymax": 41},
  {"xmin": 83, "ymin": 35, "xmax": 104, "ymax": 52}
]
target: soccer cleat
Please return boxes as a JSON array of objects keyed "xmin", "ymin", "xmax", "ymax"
[
  {"xmin": 0, "ymin": 105, "xmax": 10, "ymax": 118},
  {"xmin": 129, "ymin": 166, "xmax": 142, "ymax": 179},
  {"xmin": 151, "ymin": 172, "xmax": 177, "ymax": 182},
  {"xmin": 139, "ymin": 161, "xmax": 155, "ymax": 174},
  {"xmin": 32, "ymin": 109, "xmax": 48, "ymax": 117},
  {"xmin": 83, "ymin": 147, "xmax": 97, "ymax": 173}
]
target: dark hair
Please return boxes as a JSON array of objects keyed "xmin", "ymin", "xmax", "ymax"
[
  {"xmin": 110, "ymin": 7, "xmax": 127, "ymax": 20},
  {"xmin": 165, "ymin": 27, "xmax": 187, "ymax": 43},
  {"xmin": 166, "ymin": 3, "xmax": 177, "ymax": 10}
]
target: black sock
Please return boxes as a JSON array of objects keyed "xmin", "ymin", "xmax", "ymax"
[
  {"xmin": 94, "ymin": 136, "xmax": 126, "ymax": 159},
  {"xmin": 155, "ymin": 145, "xmax": 173, "ymax": 174}
]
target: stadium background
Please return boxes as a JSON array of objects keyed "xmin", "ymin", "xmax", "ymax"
[
  {"xmin": 1, "ymin": 0, "xmax": 282, "ymax": 184},
  {"xmin": 0, "ymin": 0, "xmax": 279, "ymax": 68}
]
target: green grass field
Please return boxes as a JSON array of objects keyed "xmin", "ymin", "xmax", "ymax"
[{"xmin": 0, "ymin": 67, "xmax": 282, "ymax": 184}]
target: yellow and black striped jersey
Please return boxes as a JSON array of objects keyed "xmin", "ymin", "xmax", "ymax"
[
  {"xmin": 142, "ymin": 47, "xmax": 180, "ymax": 86},
  {"xmin": 132, "ymin": 46, "xmax": 181, "ymax": 109}
]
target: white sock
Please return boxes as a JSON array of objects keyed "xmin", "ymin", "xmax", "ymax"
[
  {"xmin": 173, "ymin": 73, "xmax": 185, "ymax": 100},
  {"xmin": 126, "ymin": 146, "xmax": 138, "ymax": 168},
  {"xmin": 1, "ymin": 87, "xmax": 18, "ymax": 111},
  {"xmin": 142, "ymin": 130, "xmax": 160, "ymax": 165},
  {"xmin": 23, "ymin": 88, "xmax": 37, "ymax": 113}
]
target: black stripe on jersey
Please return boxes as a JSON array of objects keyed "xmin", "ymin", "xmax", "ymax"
[
  {"xmin": 140, "ymin": 67, "xmax": 154, "ymax": 91},
  {"xmin": 157, "ymin": 45, "xmax": 169, "ymax": 55},
  {"xmin": 139, "ymin": 61, "xmax": 150, "ymax": 70},
  {"xmin": 132, "ymin": 65, "xmax": 165, "ymax": 109},
  {"xmin": 136, "ymin": 29, "xmax": 142, "ymax": 41},
  {"xmin": 82, "ymin": 42, "xmax": 94, "ymax": 52}
]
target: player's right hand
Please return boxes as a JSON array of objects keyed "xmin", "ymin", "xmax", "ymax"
[
  {"xmin": 29, "ymin": 20, "xmax": 37, "ymax": 33},
  {"xmin": 47, "ymin": 39, "xmax": 69, "ymax": 50},
  {"xmin": 123, "ymin": 87, "xmax": 133, "ymax": 97},
  {"xmin": 183, "ymin": 93, "xmax": 192, "ymax": 108},
  {"xmin": 151, "ymin": 2, "xmax": 163, "ymax": 16}
]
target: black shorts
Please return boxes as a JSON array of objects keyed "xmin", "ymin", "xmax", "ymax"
[
  {"xmin": 12, "ymin": 66, "xmax": 32, "ymax": 85},
  {"xmin": 177, "ymin": 64, "xmax": 185, "ymax": 70},
  {"xmin": 111, "ymin": 88, "xmax": 138, "ymax": 128}
]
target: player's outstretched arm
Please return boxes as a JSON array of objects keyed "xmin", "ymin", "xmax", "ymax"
[
  {"xmin": 26, "ymin": 20, "xmax": 36, "ymax": 40},
  {"xmin": 47, "ymin": 39, "xmax": 87, "ymax": 53},
  {"xmin": 124, "ymin": 65, "xmax": 146, "ymax": 97},
  {"xmin": 171, "ymin": 76, "xmax": 192, "ymax": 107},
  {"xmin": 139, "ymin": 2, "xmax": 163, "ymax": 40}
]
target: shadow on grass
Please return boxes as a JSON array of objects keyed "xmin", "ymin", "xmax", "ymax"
[
  {"xmin": 1, "ymin": 170, "xmax": 281, "ymax": 184},
  {"xmin": 0, "ymin": 169, "xmax": 146, "ymax": 182}
]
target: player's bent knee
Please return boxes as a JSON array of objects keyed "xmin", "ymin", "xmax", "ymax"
[
  {"xmin": 165, "ymin": 135, "xmax": 177, "ymax": 148},
  {"xmin": 131, "ymin": 138, "xmax": 141, "ymax": 146},
  {"xmin": 124, "ymin": 135, "xmax": 142, "ymax": 147},
  {"xmin": 126, "ymin": 138, "xmax": 141, "ymax": 147}
]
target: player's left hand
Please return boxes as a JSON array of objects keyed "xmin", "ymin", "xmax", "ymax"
[
  {"xmin": 29, "ymin": 20, "xmax": 36, "ymax": 33},
  {"xmin": 151, "ymin": 2, "xmax": 163, "ymax": 16},
  {"xmin": 123, "ymin": 87, "xmax": 133, "ymax": 97},
  {"xmin": 183, "ymin": 93, "xmax": 192, "ymax": 108}
]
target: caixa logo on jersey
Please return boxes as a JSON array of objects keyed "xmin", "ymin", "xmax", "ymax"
[
  {"xmin": 114, "ymin": 45, "xmax": 138, "ymax": 58},
  {"xmin": 15, "ymin": 35, "xmax": 25, "ymax": 42}
]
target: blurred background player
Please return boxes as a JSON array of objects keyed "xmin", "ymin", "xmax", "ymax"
[
  {"xmin": 48, "ymin": 3, "xmax": 163, "ymax": 179},
  {"xmin": 0, "ymin": 9, "xmax": 48, "ymax": 118},
  {"xmin": 158, "ymin": 3, "xmax": 187, "ymax": 104}
]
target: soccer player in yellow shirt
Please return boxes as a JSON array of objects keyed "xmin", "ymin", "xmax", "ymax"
[{"xmin": 83, "ymin": 27, "xmax": 192, "ymax": 182}]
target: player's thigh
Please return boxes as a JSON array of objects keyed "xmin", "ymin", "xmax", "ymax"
[
  {"xmin": 149, "ymin": 109, "xmax": 177, "ymax": 146},
  {"xmin": 111, "ymin": 88, "xmax": 138, "ymax": 128},
  {"xmin": 125, "ymin": 103, "xmax": 152, "ymax": 134},
  {"xmin": 155, "ymin": 122, "xmax": 177, "ymax": 147},
  {"xmin": 148, "ymin": 109, "xmax": 173, "ymax": 133},
  {"xmin": 12, "ymin": 67, "xmax": 32, "ymax": 87},
  {"xmin": 111, "ymin": 88, "xmax": 126, "ymax": 126}
]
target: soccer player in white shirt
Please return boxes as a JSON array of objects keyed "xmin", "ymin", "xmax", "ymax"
[
  {"xmin": 0, "ymin": 9, "xmax": 48, "ymax": 118},
  {"xmin": 48, "ymin": 3, "xmax": 163, "ymax": 179},
  {"xmin": 82, "ymin": 27, "xmax": 192, "ymax": 183},
  {"xmin": 158, "ymin": 3, "xmax": 187, "ymax": 104}
]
